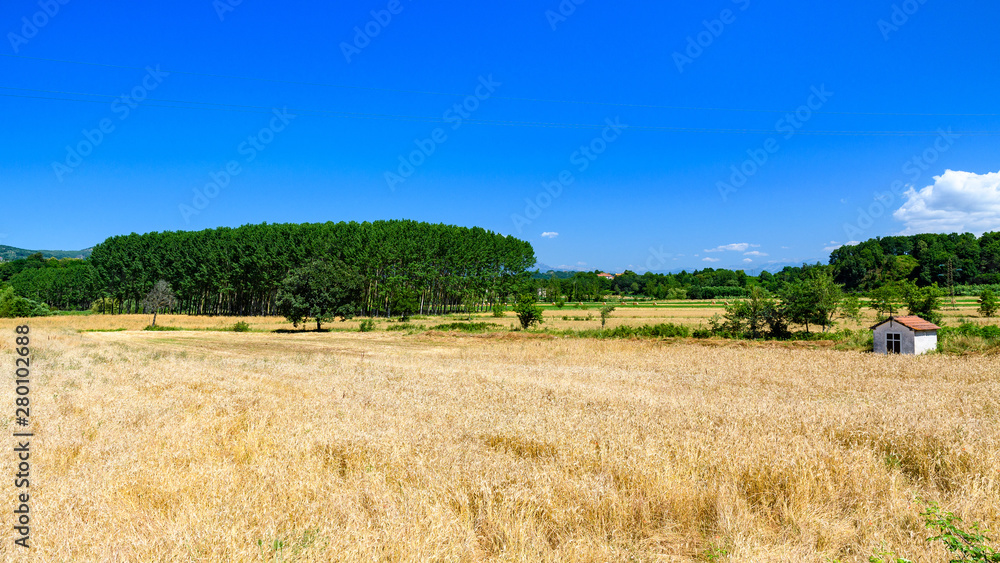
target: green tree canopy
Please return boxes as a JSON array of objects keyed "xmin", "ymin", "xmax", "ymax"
[{"xmin": 276, "ymin": 259, "xmax": 362, "ymax": 330}]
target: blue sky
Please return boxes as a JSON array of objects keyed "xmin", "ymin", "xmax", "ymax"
[{"xmin": 2, "ymin": 0, "xmax": 999, "ymax": 272}]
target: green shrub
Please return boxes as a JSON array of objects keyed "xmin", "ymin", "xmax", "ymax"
[
  {"xmin": 833, "ymin": 329, "xmax": 873, "ymax": 351},
  {"xmin": 955, "ymin": 284, "xmax": 1000, "ymax": 297},
  {"xmin": 0, "ymin": 287, "xmax": 52, "ymax": 318},
  {"xmin": 513, "ymin": 295, "xmax": 544, "ymax": 330},
  {"xmin": 936, "ymin": 322, "xmax": 1000, "ymax": 354},
  {"xmin": 551, "ymin": 323, "xmax": 691, "ymax": 340},
  {"xmin": 143, "ymin": 324, "xmax": 181, "ymax": 331},
  {"xmin": 231, "ymin": 321, "xmax": 251, "ymax": 332},
  {"xmin": 692, "ymin": 327, "xmax": 712, "ymax": 339},
  {"xmin": 90, "ymin": 298, "xmax": 122, "ymax": 314},
  {"xmin": 358, "ymin": 319, "xmax": 376, "ymax": 332},
  {"xmin": 980, "ymin": 289, "xmax": 998, "ymax": 317},
  {"xmin": 386, "ymin": 323, "xmax": 421, "ymax": 332},
  {"xmin": 430, "ymin": 322, "xmax": 503, "ymax": 333},
  {"xmin": 939, "ymin": 322, "xmax": 1000, "ymax": 340}
]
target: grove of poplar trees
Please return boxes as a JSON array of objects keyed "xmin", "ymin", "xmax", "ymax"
[{"xmin": 87, "ymin": 220, "xmax": 536, "ymax": 317}]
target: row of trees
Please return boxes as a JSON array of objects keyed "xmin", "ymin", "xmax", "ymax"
[
  {"xmin": 718, "ymin": 270, "xmax": 847, "ymax": 338},
  {"xmin": 528, "ymin": 232, "xmax": 1000, "ymax": 304},
  {"xmin": 829, "ymin": 232, "xmax": 1000, "ymax": 289},
  {"xmin": 68, "ymin": 221, "xmax": 534, "ymax": 318},
  {"xmin": 721, "ymin": 274, "xmax": 997, "ymax": 339},
  {"xmin": 0, "ymin": 254, "xmax": 97, "ymax": 311}
]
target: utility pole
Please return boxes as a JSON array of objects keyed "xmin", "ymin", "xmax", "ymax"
[
  {"xmin": 947, "ymin": 259, "xmax": 956, "ymax": 309},
  {"xmin": 938, "ymin": 259, "xmax": 960, "ymax": 310}
]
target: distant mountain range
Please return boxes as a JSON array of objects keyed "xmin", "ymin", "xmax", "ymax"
[
  {"xmin": 534, "ymin": 260, "xmax": 819, "ymax": 275},
  {"xmin": 0, "ymin": 245, "xmax": 93, "ymax": 261}
]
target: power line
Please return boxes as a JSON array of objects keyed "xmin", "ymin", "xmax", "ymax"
[{"xmin": 3, "ymin": 52, "xmax": 999, "ymax": 117}]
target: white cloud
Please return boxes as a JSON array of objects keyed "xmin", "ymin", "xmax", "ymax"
[
  {"xmin": 541, "ymin": 232, "xmax": 559, "ymax": 239},
  {"xmin": 705, "ymin": 243, "xmax": 759, "ymax": 253},
  {"xmin": 894, "ymin": 170, "xmax": 1000, "ymax": 235},
  {"xmin": 742, "ymin": 258, "xmax": 753, "ymax": 263},
  {"xmin": 824, "ymin": 240, "xmax": 862, "ymax": 252},
  {"xmin": 743, "ymin": 251, "xmax": 768, "ymax": 257},
  {"xmin": 702, "ymin": 257, "xmax": 721, "ymax": 263},
  {"xmin": 576, "ymin": 261, "xmax": 586, "ymax": 266}
]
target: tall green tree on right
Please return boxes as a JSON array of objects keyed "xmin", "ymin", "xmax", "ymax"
[{"xmin": 979, "ymin": 288, "xmax": 998, "ymax": 318}]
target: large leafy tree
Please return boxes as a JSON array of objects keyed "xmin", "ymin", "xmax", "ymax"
[
  {"xmin": 904, "ymin": 281, "xmax": 943, "ymax": 325},
  {"xmin": 780, "ymin": 271, "xmax": 843, "ymax": 332},
  {"xmin": 276, "ymin": 259, "xmax": 362, "ymax": 330},
  {"xmin": 724, "ymin": 286, "xmax": 787, "ymax": 339},
  {"xmin": 868, "ymin": 280, "xmax": 908, "ymax": 320}
]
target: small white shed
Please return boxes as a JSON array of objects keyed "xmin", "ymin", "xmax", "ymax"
[{"xmin": 871, "ymin": 315, "xmax": 940, "ymax": 355}]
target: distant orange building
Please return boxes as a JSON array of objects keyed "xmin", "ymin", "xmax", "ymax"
[{"xmin": 597, "ymin": 273, "xmax": 615, "ymax": 279}]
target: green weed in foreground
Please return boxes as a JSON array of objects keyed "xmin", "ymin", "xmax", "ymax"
[{"xmin": 870, "ymin": 500, "xmax": 1000, "ymax": 563}]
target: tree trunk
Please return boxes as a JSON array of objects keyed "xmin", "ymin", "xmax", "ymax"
[
  {"xmin": 152, "ymin": 310, "xmax": 157, "ymax": 327},
  {"xmin": 316, "ymin": 318, "xmax": 321, "ymax": 331}
]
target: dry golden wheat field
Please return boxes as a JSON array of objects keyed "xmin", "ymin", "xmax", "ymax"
[{"xmin": 1, "ymin": 315, "xmax": 998, "ymax": 562}]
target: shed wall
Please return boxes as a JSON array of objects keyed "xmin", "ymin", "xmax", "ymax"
[
  {"xmin": 873, "ymin": 321, "xmax": 915, "ymax": 354},
  {"xmin": 914, "ymin": 331, "xmax": 937, "ymax": 355}
]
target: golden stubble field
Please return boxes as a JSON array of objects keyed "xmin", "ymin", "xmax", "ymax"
[{"xmin": 0, "ymin": 316, "xmax": 998, "ymax": 561}]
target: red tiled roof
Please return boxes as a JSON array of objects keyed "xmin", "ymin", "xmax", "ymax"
[{"xmin": 871, "ymin": 315, "xmax": 940, "ymax": 331}]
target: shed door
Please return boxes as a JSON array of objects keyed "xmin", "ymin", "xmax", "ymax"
[{"xmin": 886, "ymin": 333, "xmax": 901, "ymax": 354}]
